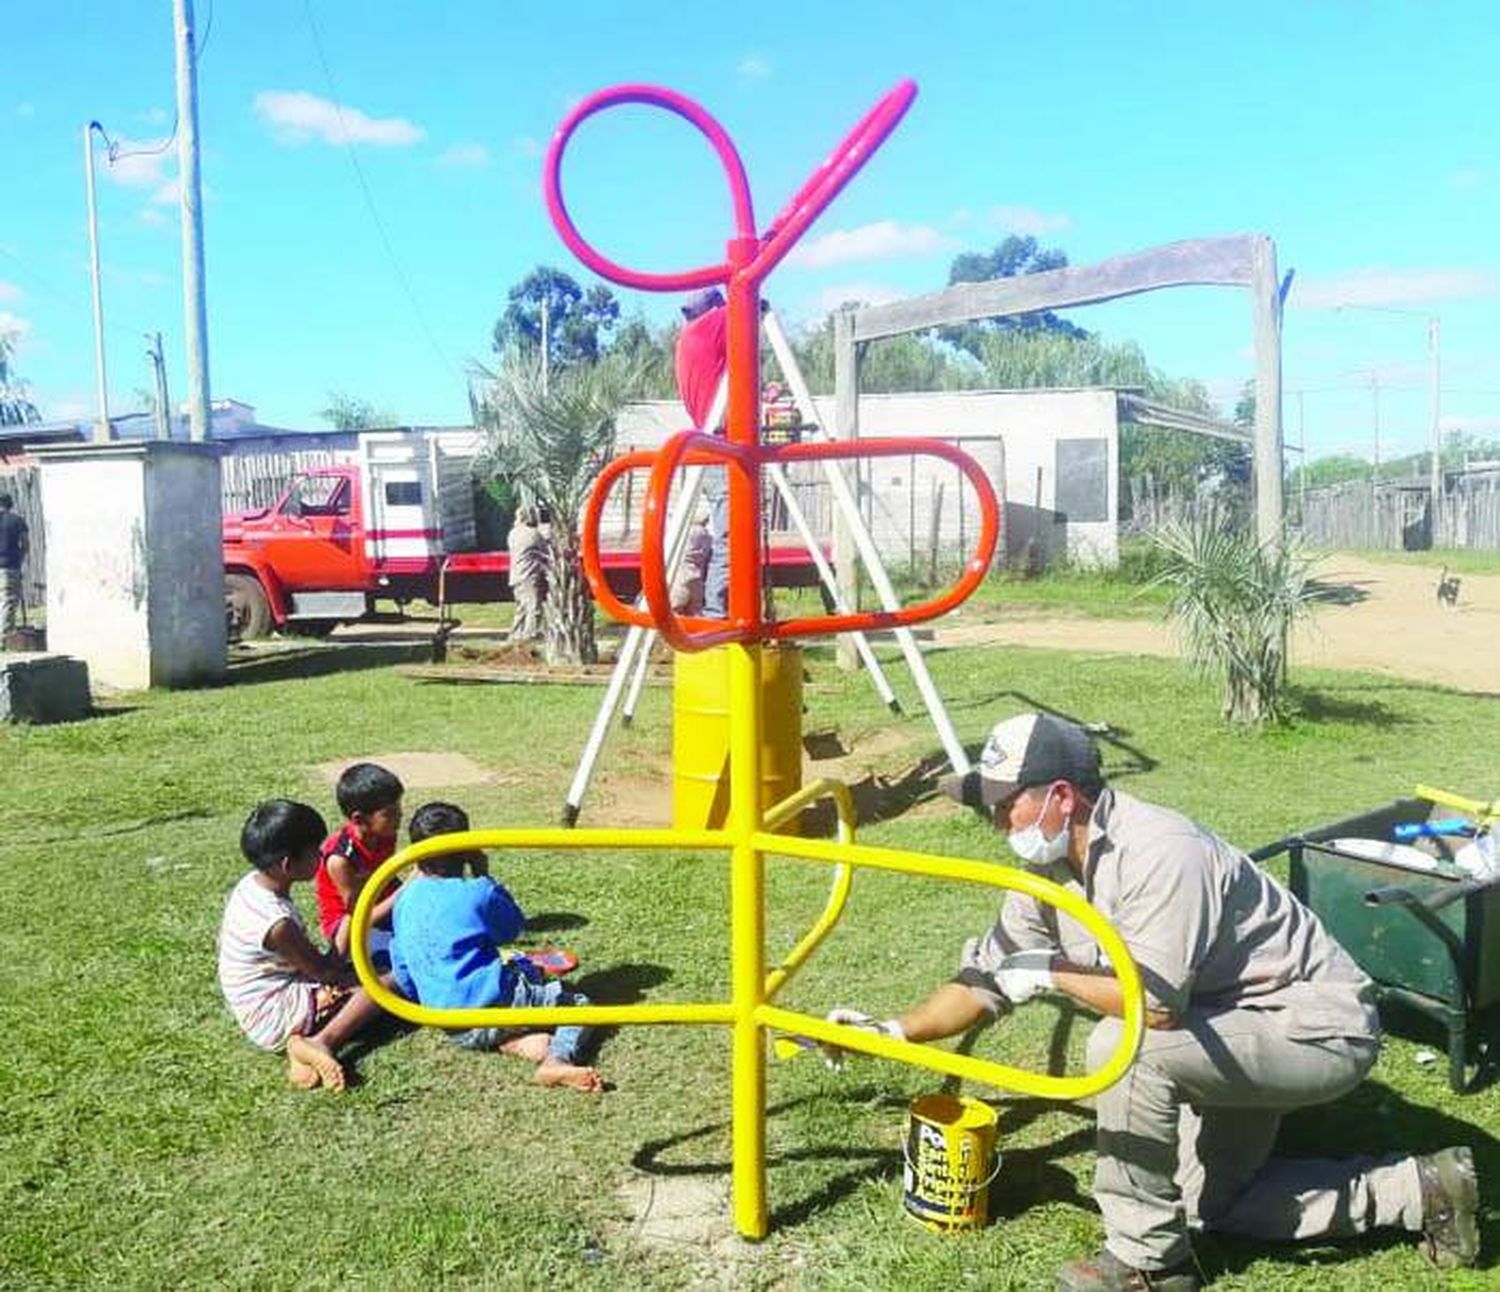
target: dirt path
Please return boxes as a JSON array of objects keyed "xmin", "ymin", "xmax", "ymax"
[{"xmin": 936, "ymin": 556, "xmax": 1499, "ymax": 695}]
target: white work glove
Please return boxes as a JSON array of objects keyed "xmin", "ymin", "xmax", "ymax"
[
  {"xmin": 995, "ymin": 949, "xmax": 1056, "ymax": 1006},
  {"xmin": 821, "ymin": 1008, "xmax": 906, "ymax": 1069}
]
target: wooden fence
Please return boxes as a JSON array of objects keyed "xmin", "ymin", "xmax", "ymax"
[
  {"xmin": 0, "ymin": 466, "xmax": 44, "ymax": 609},
  {"xmin": 1299, "ymin": 474, "xmax": 1500, "ymax": 551}
]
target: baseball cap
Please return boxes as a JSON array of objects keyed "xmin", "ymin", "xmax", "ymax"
[
  {"xmin": 938, "ymin": 712, "xmax": 1102, "ymax": 811},
  {"xmin": 681, "ymin": 287, "xmax": 725, "ymax": 320}
]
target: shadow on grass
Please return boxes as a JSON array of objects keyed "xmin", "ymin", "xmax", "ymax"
[
  {"xmin": 223, "ymin": 640, "xmax": 435, "ymax": 686},
  {"xmin": 526, "ymin": 910, "xmax": 589, "ymax": 934},
  {"xmin": 335, "ymin": 1013, "xmax": 418, "ymax": 1085},
  {"xmin": 629, "ymin": 1086, "xmax": 1101, "ymax": 1231},
  {"xmin": 630, "ymin": 1092, "xmax": 902, "ymax": 1229},
  {"xmin": 1287, "ymin": 686, "xmax": 1409, "ymax": 729},
  {"xmin": 571, "ymin": 961, "xmax": 671, "ymax": 1005}
]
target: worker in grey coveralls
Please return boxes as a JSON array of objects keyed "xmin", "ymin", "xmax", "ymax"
[
  {"xmin": 830, "ymin": 712, "xmax": 1480, "ymax": 1291},
  {"xmin": 0, "ymin": 491, "xmax": 29, "ymax": 639},
  {"xmin": 506, "ymin": 505, "xmax": 550, "ymax": 644}
]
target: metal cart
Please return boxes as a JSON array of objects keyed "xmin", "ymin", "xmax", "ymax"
[{"xmin": 1253, "ymin": 796, "xmax": 1500, "ymax": 1093}]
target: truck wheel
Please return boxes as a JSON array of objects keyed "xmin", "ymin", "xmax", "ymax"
[{"xmin": 226, "ymin": 573, "xmax": 273, "ymax": 641}]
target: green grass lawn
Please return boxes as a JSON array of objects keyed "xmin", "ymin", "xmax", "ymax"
[
  {"xmin": 1332, "ymin": 548, "xmax": 1500, "ymax": 577},
  {"xmin": 2, "ymin": 641, "xmax": 1497, "ymax": 1289}
]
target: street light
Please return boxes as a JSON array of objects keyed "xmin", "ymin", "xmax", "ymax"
[
  {"xmin": 1335, "ymin": 303, "xmax": 1442, "ymax": 544},
  {"xmin": 83, "ymin": 120, "xmax": 110, "ymax": 442}
]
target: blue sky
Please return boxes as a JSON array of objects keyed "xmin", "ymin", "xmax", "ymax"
[{"xmin": 4, "ymin": 1, "xmax": 1498, "ymax": 461}]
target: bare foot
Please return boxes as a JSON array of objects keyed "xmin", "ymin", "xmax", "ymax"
[
  {"xmin": 499, "ymin": 1032, "xmax": 552, "ymax": 1063},
  {"xmin": 534, "ymin": 1057, "xmax": 604, "ymax": 1093},
  {"xmin": 287, "ymin": 1052, "xmax": 321, "ymax": 1089},
  {"xmin": 287, "ymin": 1034, "xmax": 346, "ymax": 1092}
]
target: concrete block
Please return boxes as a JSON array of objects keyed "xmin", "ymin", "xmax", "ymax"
[
  {"xmin": 0, "ymin": 652, "xmax": 91, "ymax": 724},
  {"xmin": 35, "ymin": 440, "xmax": 226, "ymax": 690}
]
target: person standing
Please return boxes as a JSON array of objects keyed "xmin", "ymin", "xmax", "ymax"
[
  {"xmin": 830, "ymin": 712, "xmax": 1480, "ymax": 1290},
  {"xmin": 0, "ymin": 491, "xmax": 30, "ymax": 642},
  {"xmin": 507, "ymin": 505, "xmax": 551, "ymax": 644},
  {"xmin": 674, "ymin": 288, "xmax": 730, "ymax": 617}
]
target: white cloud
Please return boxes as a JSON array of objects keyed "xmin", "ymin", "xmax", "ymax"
[
  {"xmin": 810, "ymin": 282, "xmax": 906, "ymax": 314},
  {"xmin": 510, "ymin": 135, "xmax": 542, "ymax": 160},
  {"xmin": 737, "ymin": 54, "xmax": 773, "ymax": 81},
  {"xmin": 435, "ymin": 142, "xmax": 491, "ymax": 168},
  {"xmin": 138, "ymin": 207, "xmax": 171, "ymax": 228},
  {"xmin": 789, "ymin": 220, "xmax": 957, "ymax": 269},
  {"xmin": 101, "ymin": 139, "xmax": 175, "ymax": 190},
  {"xmin": 0, "ymin": 281, "xmax": 20, "ymax": 304},
  {"xmin": 151, "ymin": 178, "xmax": 182, "ymax": 206},
  {"xmin": 0, "ymin": 311, "xmax": 32, "ymax": 338},
  {"xmin": 988, "ymin": 204, "xmax": 1072, "ymax": 236},
  {"xmin": 1291, "ymin": 266, "xmax": 1500, "ymax": 310},
  {"xmin": 16, "ymin": 102, "xmax": 34, "ymax": 119},
  {"xmin": 253, "ymin": 90, "xmax": 425, "ymax": 147},
  {"xmin": 137, "ymin": 106, "xmax": 170, "ymax": 126},
  {"xmin": 1452, "ymin": 168, "xmax": 1488, "ymax": 192}
]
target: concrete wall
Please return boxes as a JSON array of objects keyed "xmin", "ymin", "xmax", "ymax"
[
  {"xmin": 38, "ymin": 441, "xmax": 226, "ymax": 690},
  {"xmin": 616, "ymin": 387, "xmax": 1120, "ymax": 568}
]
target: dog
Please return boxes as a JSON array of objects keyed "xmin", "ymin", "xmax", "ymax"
[{"xmin": 1436, "ymin": 566, "xmax": 1461, "ymax": 608}]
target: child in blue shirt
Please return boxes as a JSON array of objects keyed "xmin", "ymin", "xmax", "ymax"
[{"xmin": 390, "ymin": 802, "xmax": 603, "ymax": 1093}]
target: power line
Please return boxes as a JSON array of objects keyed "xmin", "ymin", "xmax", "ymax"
[
  {"xmin": 300, "ymin": 0, "xmax": 460, "ymax": 384},
  {"xmin": 0, "ymin": 243, "xmax": 161, "ymax": 351}
]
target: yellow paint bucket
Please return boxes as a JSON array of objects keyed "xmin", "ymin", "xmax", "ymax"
[
  {"xmin": 672, "ymin": 643, "xmax": 802, "ymax": 832},
  {"xmin": 902, "ymin": 1094, "xmax": 1001, "ymax": 1231}
]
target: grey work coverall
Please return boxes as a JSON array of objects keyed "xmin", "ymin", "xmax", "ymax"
[{"xmin": 957, "ymin": 789, "xmax": 1425, "ymax": 1271}]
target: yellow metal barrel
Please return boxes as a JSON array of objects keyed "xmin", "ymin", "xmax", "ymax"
[{"xmin": 674, "ymin": 643, "xmax": 802, "ymax": 832}]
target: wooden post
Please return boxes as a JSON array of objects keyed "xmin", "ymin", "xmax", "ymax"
[
  {"xmin": 833, "ymin": 307, "xmax": 860, "ymax": 670},
  {"xmin": 927, "ymin": 481, "xmax": 945, "ymax": 586},
  {"xmin": 1250, "ymin": 236, "xmax": 1284, "ymax": 546}
]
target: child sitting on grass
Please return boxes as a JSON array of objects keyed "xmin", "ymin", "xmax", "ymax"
[
  {"xmin": 390, "ymin": 801, "xmax": 603, "ymax": 1093},
  {"xmin": 217, "ymin": 799, "xmax": 389, "ymax": 1091},
  {"xmin": 315, "ymin": 762, "xmax": 418, "ymax": 965}
]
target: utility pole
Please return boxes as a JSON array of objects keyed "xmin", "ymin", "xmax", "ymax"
[
  {"xmin": 1428, "ymin": 316, "xmax": 1442, "ymax": 546},
  {"xmin": 83, "ymin": 121, "xmax": 110, "ymax": 442},
  {"xmin": 1370, "ymin": 372, "xmax": 1381, "ymax": 549},
  {"xmin": 173, "ymin": 0, "xmax": 211, "ymax": 441},
  {"xmin": 146, "ymin": 331, "xmax": 171, "ymax": 440}
]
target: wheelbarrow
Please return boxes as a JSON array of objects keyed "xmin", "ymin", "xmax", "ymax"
[{"xmin": 1252, "ymin": 792, "xmax": 1500, "ymax": 1093}]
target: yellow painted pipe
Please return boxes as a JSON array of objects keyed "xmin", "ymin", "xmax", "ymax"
[
  {"xmin": 1416, "ymin": 783, "xmax": 1499, "ymax": 824},
  {"xmin": 728, "ymin": 642, "xmax": 768, "ymax": 1241},
  {"xmin": 763, "ymin": 778, "xmax": 856, "ymax": 1002},
  {"xmin": 752, "ymin": 832, "xmax": 1146, "ymax": 1101}
]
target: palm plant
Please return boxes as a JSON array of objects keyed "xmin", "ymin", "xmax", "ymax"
[
  {"xmin": 1150, "ymin": 509, "xmax": 1321, "ymax": 725},
  {"xmin": 0, "ymin": 333, "xmax": 40, "ymax": 427},
  {"xmin": 471, "ymin": 350, "xmax": 639, "ymax": 666}
]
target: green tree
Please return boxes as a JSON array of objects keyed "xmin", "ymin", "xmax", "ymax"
[
  {"xmin": 471, "ymin": 350, "xmax": 640, "ymax": 665},
  {"xmin": 609, "ymin": 314, "xmax": 677, "ymax": 399},
  {"xmin": 791, "ymin": 312, "xmax": 978, "ymax": 394},
  {"xmin": 941, "ymin": 235, "xmax": 1091, "ymax": 356},
  {"xmin": 494, "ymin": 267, "xmax": 620, "ymax": 369},
  {"xmin": 319, "ymin": 392, "xmax": 397, "ymax": 431},
  {"xmin": 0, "ymin": 332, "xmax": 40, "ymax": 427}
]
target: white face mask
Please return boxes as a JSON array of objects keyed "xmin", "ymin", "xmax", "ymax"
[{"xmin": 1007, "ymin": 787, "xmax": 1070, "ymax": 868}]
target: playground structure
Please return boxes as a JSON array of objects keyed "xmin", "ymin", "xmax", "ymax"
[{"xmin": 351, "ymin": 79, "xmax": 1145, "ymax": 1241}]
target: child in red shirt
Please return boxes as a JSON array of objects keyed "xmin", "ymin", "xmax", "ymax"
[{"xmin": 314, "ymin": 762, "xmax": 408, "ymax": 962}]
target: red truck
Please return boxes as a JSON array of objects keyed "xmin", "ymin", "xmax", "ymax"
[{"xmin": 222, "ymin": 431, "xmax": 821, "ymax": 638}]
